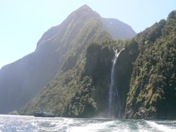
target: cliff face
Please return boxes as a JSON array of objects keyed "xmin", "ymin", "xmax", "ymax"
[
  {"xmin": 0, "ymin": 5, "xmax": 136, "ymax": 114},
  {"xmin": 20, "ymin": 41, "xmax": 117, "ymax": 117}
]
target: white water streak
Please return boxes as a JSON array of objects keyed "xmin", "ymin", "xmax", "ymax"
[{"xmin": 108, "ymin": 48, "xmax": 124, "ymax": 117}]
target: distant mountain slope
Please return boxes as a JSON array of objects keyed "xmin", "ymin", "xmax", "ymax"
[
  {"xmin": 102, "ymin": 18, "xmax": 136, "ymax": 39},
  {"xmin": 0, "ymin": 5, "xmax": 136, "ymax": 114}
]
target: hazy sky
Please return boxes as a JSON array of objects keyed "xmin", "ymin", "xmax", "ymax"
[{"xmin": 0, "ymin": 0, "xmax": 175, "ymax": 69}]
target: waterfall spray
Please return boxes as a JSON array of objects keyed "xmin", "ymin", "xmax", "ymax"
[{"xmin": 108, "ymin": 48, "xmax": 124, "ymax": 118}]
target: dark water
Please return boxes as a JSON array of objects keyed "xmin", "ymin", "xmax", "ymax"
[{"xmin": 0, "ymin": 115, "xmax": 176, "ymax": 132}]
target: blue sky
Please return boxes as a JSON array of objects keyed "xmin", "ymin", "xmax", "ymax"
[{"xmin": 0, "ymin": 0, "xmax": 175, "ymax": 68}]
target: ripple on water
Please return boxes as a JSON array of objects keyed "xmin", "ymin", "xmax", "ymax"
[{"xmin": 0, "ymin": 115, "xmax": 176, "ymax": 132}]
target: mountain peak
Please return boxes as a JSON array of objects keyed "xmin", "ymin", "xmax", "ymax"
[
  {"xmin": 168, "ymin": 10, "xmax": 176, "ymax": 19},
  {"xmin": 78, "ymin": 4, "xmax": 92, "ymax": 11},
  {"xmin": 0, "ymin": 4, "xmax": 136, "ymax": 114},
  {"xmin": 74, "ymin": 5, "xmax": 96, "ymax": 15}
]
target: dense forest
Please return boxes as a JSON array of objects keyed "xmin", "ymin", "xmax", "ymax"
[{"xmin": 125, "ymin": 10, "xmax": 176, "ymax": 119}]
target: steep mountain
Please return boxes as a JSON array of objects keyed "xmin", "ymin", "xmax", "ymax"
[
  {"xmin": 0, "ymin": 5, "xmax": 136, "ymax": 114},
  {"xmin": 21, "ymin": 10, "xmax": 176, "ymax": 120},
  {"xmin": 125, "ymin": 10, "xmax": 176, "ymax": 119}
]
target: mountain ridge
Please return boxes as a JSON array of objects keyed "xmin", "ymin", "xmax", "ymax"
[{"xmin": 0, "ymin": 5, "xmax": 136, "ymax": 114}]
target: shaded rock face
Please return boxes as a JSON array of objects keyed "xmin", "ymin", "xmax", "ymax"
[
  {"xmin": 0, "ymin": 5, "xmax": 136, "ymax": 114},
  {"xmin": 114, "ymin": 45, "xmax": 139, "ymax": 118}
]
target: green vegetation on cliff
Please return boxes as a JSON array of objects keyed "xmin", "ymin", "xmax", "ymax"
[
  {"xmin": 21, "ymin": 38, "xmax": 139, "ymax": 117},
  {"xmin": 126, "ymin": 10, "xmax": 176, "ymax": 119},
  {"xmin": 20, "ymin": 40, "xmax": 123, "ymax": 117},
  {"xmin": 21, "ymin": 9, "xmax": 176, "ymax": 119}
]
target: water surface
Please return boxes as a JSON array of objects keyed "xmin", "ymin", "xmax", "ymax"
[{"xmin": 0, "ymin": 115, "xmax": 176, "ymax": 132}]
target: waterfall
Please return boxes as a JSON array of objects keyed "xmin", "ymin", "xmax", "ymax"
[{"xmin": 108, "ymin": 48, "xmax": 124, "ymax": 118}]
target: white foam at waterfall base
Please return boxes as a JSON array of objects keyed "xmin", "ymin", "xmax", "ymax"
[
  {"xmin": 146, "ymin": 121, "xmax": 176, "ymax": 132},
  {"xmin": 1, "ymin": 115, "xmax": 176, "ymax": 131},
  {"xmin": 67, "ymin": 120, "xmax": 131, "ymax": 132}
]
